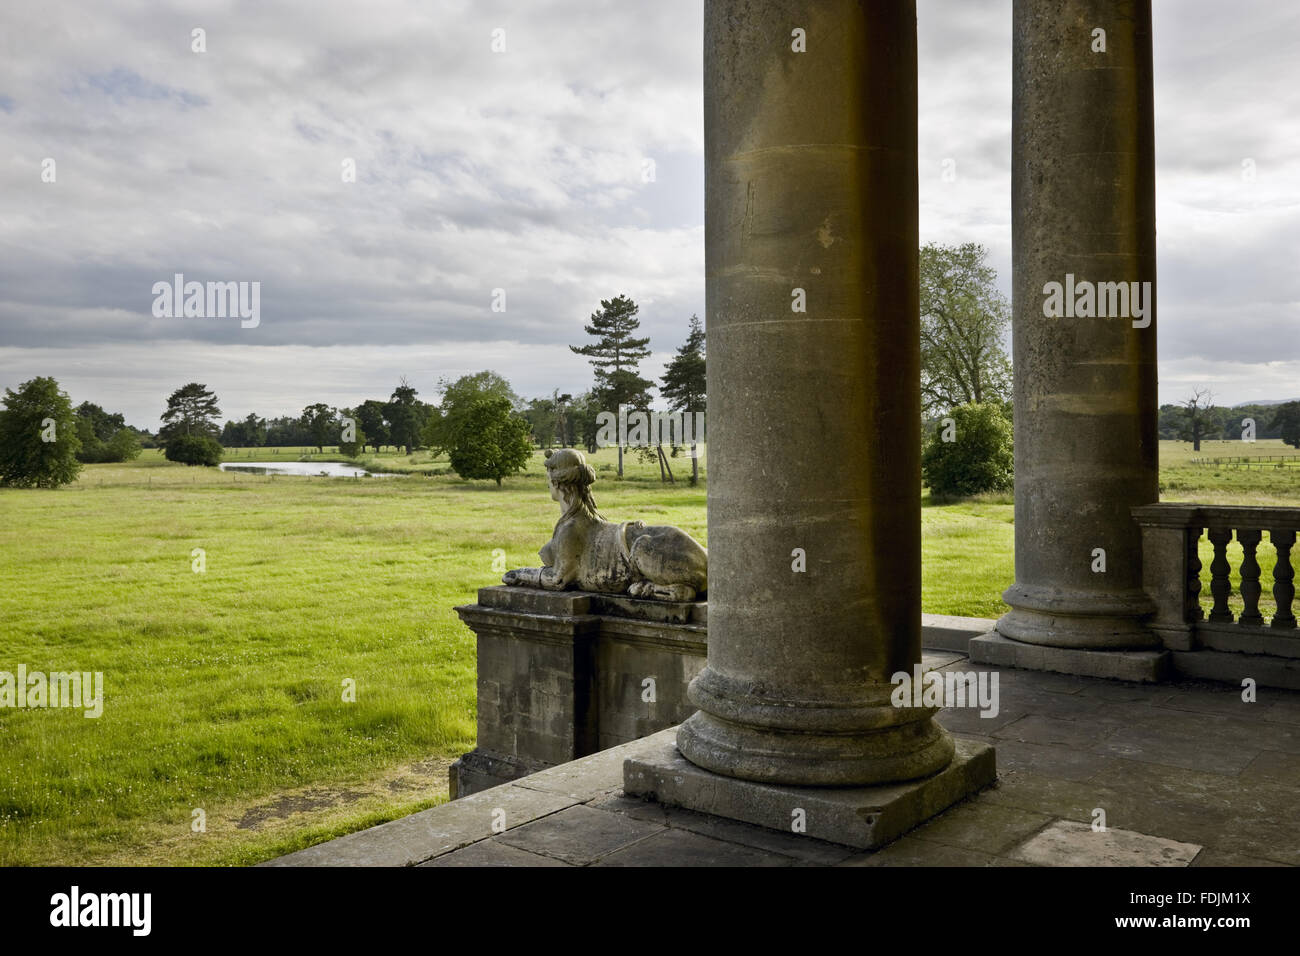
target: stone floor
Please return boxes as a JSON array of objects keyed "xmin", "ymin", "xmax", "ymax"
[{"xmin": 266, "ymin": 655, "xmax": 1300, "ymax": 867}]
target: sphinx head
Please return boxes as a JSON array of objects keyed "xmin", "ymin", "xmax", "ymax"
[{"xmin": 545, "ymin": 448, "xmax": 600, "ymax": 517}]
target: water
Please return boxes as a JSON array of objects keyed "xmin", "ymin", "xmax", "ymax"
[{"xmin": 218, "ymin": 461, "xmax": 397, "ymax": 478}]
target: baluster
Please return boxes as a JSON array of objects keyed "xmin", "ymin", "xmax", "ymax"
[
  {"xmin": 1272, "ymin": 529, "xmax": 1297, "ymax": 629},
  {"xmin": 1186, "ymin": 527, "xmax": 1203, "ymax": 622},
  {"xmin": 1207, "ymin": 527, "xmax": 1234, "ymax": 623},
  {"xmin": 1238, "ymin": 529, "xmax": 1264, "ymax": 626}
]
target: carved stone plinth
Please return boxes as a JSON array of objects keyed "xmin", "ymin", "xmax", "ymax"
[{"xmin": 450, "ymin": 586, "xmax": 706, "ymax": 798}]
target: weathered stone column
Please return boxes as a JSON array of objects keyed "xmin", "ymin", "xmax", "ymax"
[
  {"xmin": 624, "ymin": 0, "xmax": 994, "ymax": 847},
  {"xmin": 673, "ymin": 0, "xmax": 951, "ymax": 787},
  {"xmin": 994, "ymin": 0, "xmax": 1160, "ymax": 653}
]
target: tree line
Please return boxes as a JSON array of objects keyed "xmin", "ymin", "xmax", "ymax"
[
  {"xmin": 13, "ymin": 242, "xmax": 1287, "ymax": 492},
  {"xmin": 1158, "ymin": 389, "xmax": 1300, "ymax": 450},
  {"xmin": 0, "ymin": 303, "xmax": 707, "ymax": 488}
]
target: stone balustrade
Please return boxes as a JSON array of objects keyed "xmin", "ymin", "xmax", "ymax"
[{"xmin": 1133, "ymin": 504, "xmax": 1299, "ymax": 657}]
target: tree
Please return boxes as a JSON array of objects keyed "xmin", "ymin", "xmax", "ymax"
[
  {"xmin": 524, "ymin": 395, "xmax": 561, "ymax": 450},
  {"xmin": 300, "ymin": 403, "xmax": 336, "ymax": 453},
  {"xmin": 446, "ymin": 397, "xmax": 534, "ymax": 486},
  {"xmin": 424, "ymin": 371, "xmax": 520, "ymax": 455},
  {"xmin": 1273, "ymin": 401, "xmax": 1300, "ymax": 449},
  {"xmin": 105, "ymin": 428, "xmax": 142, "ymax": 462},
  {"xmin": 522, "ymin": 389, "xmax": 571, "ymax": 451},
  {"xmin": 74, "ymin": 402, "xmax": 136, "ymax": 463},
  {"xmin": 1179, "ymin": 387, "xmax": 1215, "ymax": 452},
  {"xmin": 240, "ymin": 413, "xmax": 266, "ymax": 447},
  {"xmin": 660, "ymin": 314, "xmax": 707, "ymax": 485},
  {"xmin": 166, "ymin": 433, "xmax": 223, "ymax": 467},
  {"xmin": 386, "ymin": 378, "xmax": 424, "ymax": 454},
  {"xmin": 75, "ymin": 402, "xmax": 126, "ymax": 442},
  {"xmin": 568, "ymin": 391, "xmax": 602, "ymax": 453},
  {"xmin": 921, "ymin": 402, "xmax": 1014, "ymax": 499},
  {"xmin": 919, "ymin": 243, "xmax": 1013, "ymax": 418},
  {"xmin": 159, "ymin": 383, "xmax": 222, "ymax": 443},
  {"xmin": 338, "ymin": 407, "xmax": 367, "ymax": 457},
  {"xmin": 75, "ymin": 419, "xmax": 141, "ymax": 463},
  {"xmin": 356, "ymin": 400, "xmax": 390, "ymax": 453},
  {"xmin": 570, "ymin": 294, "xmax": 654, "ymax": 475},
  {"xmin": 264, "ymin": 415, "xmax": 311, "ymax": 446},
  {"xmin": 555, "ymin": 392, "xmax": 574, "ymax": 446},
  {"xmin": 0, "ymin": 376, "xmax": 83, "ymax": 488}
]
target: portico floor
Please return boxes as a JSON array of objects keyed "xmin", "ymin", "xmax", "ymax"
[{"xmin": 265, "ymin": 655, "xmax": 1300, "ymax": 867}]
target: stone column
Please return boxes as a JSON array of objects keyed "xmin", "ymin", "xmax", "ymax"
[
  {"xmin": 675, "ymin": 0, "xmax": 953, "ymax": 786},
  {"xmin": 996, "ymin": 0, "xmax": 1160, "ymax": 651}
]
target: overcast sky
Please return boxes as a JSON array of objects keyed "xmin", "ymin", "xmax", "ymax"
[{"xmin": 1, "ymin": 0, "xmax": 1297, "ymax": 429}]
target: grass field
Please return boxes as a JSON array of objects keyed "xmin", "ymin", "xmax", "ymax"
[{"xmin": 0, "ymin": 439, "xmax": 1296, "ymax": 865}]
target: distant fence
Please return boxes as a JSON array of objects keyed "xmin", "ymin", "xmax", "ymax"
[{"xmin": 1189, "ymin": 454, "xmax": 1300, "ymax": 469}]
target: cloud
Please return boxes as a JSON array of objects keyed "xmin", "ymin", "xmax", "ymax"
[{"xmin": 0, "ymin": 0, "xmax": 1295, "ymax": 425}]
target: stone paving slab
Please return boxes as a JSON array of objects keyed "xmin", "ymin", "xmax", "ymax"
[
  {"xmin": 419, "ymin": 840, "xmax": 573, "ymax": 867},
  {"xmin": 507, "ymin": 741, "xmax": 642, "ymax": 801},
  {"xmin": 592, "ymin": 827, "xmax": 794, "ymax": 867},
  {"xmin": 1239, "ymin": 749, "xmax": 1300, "ymax": 786},
  {"xmin": 1009, "ymin": 820, "xmax": 1200, "ymax": 867},
  {"xmin": 982, "ymin": 736, "xmax": 1122, "ymax": 782},
  {"xmin": 589, "ymin": 793, "xmax": 858, "ymax": 865},
  {"xmin": 262, "ymin": 783, "xmax": 580, "ymax": 866},
  {"xmin": 936, "ymin": 698, "xmax": 1026, "ymax": 735},
  {"xmin": 497, "ymin": 804, "xmax": 664, "ymax": 865},
  {"xmin": 904, "ymin": 800, "xmax": 1055, "ymax": 856},
  {"xmin": 839, "ymin": 835, "xmax": 999, "ymax": 867},
  {"xmin": 995, "ymin": 714, "xmax": 1120, "ymax": 750},
  {"xmin": 1093, "ymin": 722, "xmax": 1260, "ymax": 775}
]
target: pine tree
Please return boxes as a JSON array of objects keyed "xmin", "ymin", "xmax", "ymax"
[
  {"xmin": 158, "ymin": 383, "xmax": 223, "ymax": 466},
  {"xmin": 158, "ymin": 383, "xmax": 222, "ymax": 442},
  {"xmin": 660, "ymin": 314, "xmax": 707, "ymax": 485},
  {"xmin": 570, "ymin": 294, "xmax": 654, "ymax": 475}
]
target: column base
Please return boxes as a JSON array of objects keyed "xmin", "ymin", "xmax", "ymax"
[
  {"xmin": 970, "ymin": 630, "xmax": 1170, "ymax": 683},
  {"xmin": 676, "ymin": 708, "xmax": 956, "ymax": 787},
  {"xmin": 996, "ymin": 584, "xmax": 1160, "ymax": 650},
  {"xmin": 623, "ymin": 733, "xmax": 996, "ymax": 850}
]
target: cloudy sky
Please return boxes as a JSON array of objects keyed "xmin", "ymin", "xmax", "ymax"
[{"xmin": 1, "ymin": 0, "xmax": 1296, "ymax": 429}]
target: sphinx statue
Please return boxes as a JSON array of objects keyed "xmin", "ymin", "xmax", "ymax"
[{"xmin": 502, "ymin": 448, "xmax": 707, "ymax": 602}]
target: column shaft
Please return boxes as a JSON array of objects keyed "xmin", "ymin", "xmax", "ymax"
[
  {"xmin": 677, "ymin": 0, "xmax": 953, "ymax": 786},
  {"xmin": 999, "ymin": 0, "xmax": 1160, "ymax": 649}
]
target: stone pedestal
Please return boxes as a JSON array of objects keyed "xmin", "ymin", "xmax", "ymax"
[
  {"xmin": 996, "ymin": 0, "xmax": 1160, "ymax": 654},
  {"xmin": 625, "ymin": 734, "xmax": 996, "ymax": 851},
  {"xmin": 621, "ymin": 0, "xmax": 994, "ymax": 848},
  {"xmin": 970, "ymin": 630, "xmax": 1169, "ymax": 683},
  {"xmin": 451, "ymin": 586, "xmax": 707, "ymax": 798}
]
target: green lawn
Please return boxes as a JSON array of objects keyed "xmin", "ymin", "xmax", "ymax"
[
  {"xmin": 0, "ymin": 439, "xmax": 1294, "ymax": 864},
  {"xmin": 0, "ymin": 446, "xmax": 708, "ymax": 865},
  {"xmin": 1159, "ymin": 437, "xmax": 1300, "ymax": 504}
]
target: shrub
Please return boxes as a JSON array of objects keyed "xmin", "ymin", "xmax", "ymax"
[
  {"xmin": 165, "ymin": 433, "xmax": 223, "ymax": 467},
  {"xmin": 106, "ymin": 428, "xmax": 143, "ymax": 462},
  {"xmin": 77, "ymin": 427, "xmax": 142, "ymax": 464},
  {"xmin": 922, "ymin": 402, "xmax": 1014, "ymax": 498}
]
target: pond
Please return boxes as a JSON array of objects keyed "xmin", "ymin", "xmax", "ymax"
[{"xmin": 218, "ymin": 461, "xmax": 397, "ymax": 478}]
